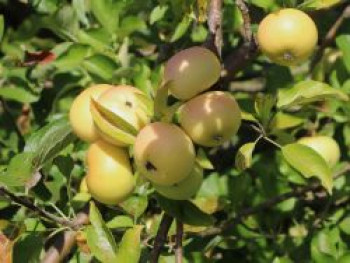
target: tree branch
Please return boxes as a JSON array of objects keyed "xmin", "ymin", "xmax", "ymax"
[
  {"xmin": 204, "ymin": 0, "xmax": 223, "ymax": 58},
  {"xmin": 311, "ymin": 4, "xmax": 350, "ymax": 68},
  {"xmin": 198, "ymin": 163, "xmax": 350, "ymax": 237},
  {"xmin": 150, "ymin": 213, "xmax": 174, "ymax": 263},
  {"xmin": 221, "ymin": 0, "xmax": 258, "ymax": 83},
  {"xmin": 175, "ymin": 220, "xmax": 183, "ymax": 263}
]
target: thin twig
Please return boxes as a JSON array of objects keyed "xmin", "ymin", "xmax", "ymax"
[
  {"xmin": 175, "ymin": 220, "xmax": 183, "ymax": 263},
  {"xmin": 198, "ymin": 163, "xmax": 350, "ymax": 237},
  {"xmin": 204, "ymin": 0, "xmax": 223, "ymax": 57},
  {"xmin": 235, "ymin": 0, "xmax": 253, "ymax": 43},
  {"xmin": 311, "ymin": 4, "xmax": 350, "ymax": 68},
  {"xmin": 0, "ymin": 97, "xmax": 25, "ymax": 149},
  {"xmin": 150, "ymin": 213, "xmax": 174, "ymax": 263}
]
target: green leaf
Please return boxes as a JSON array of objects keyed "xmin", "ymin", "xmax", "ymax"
[
  {"xmin": 150, "ymin": 5, "xmax": 168, "ymax": 25},
  {"xmin": 171, "ymin": 16, "xmax": 192, "ymax": 42},
  {"xmin": 106, "ymin": 216, "xmax": 134, "ymax": 229},
  {"xmin": 196, "ymin": 148, "xmax": 214, "ymax": 170},
  {"xmin": 13, "ymin": 233, "xmax": 43, "ymax": 263},
  {"xmin": 235, "ymin": 142, "xmax": 257, "ymax": 172},
  {"xmin": 153, "ymin": 81, "xmax": 172, "ymax": 120},
  {"xmin": 271, "ymin": 112, "xmax": 304, "ymax": 130},
  {"xmin": 156, "ymin": 194, "xmax": 214, "ymax": 226},
  {"xmin": 120, "ymin": 16, "xmax": 147, "ymax": 37},
  {"xmin": 0, "ymin": 87, "xmax": 39, "ymax": 103},
  {"xmin": 83, "ymin": 54, "xmax": 118, "ymax": 81},
  {"xmin": 281, "ymin": 143, "xmax": 333, "ymax": 193},
  {"xmin": 0, "ymin": 15, "xmax": 4, "ymax": 43},
  {"xmin": 116, "ymin": 225, "xmax": 143, "ymax": 263},
  {"xmin": 87, "ymin": 202, "xmax": 118, "ymax": 262},
  {"xmin": 336, "ymin": 35, "xmax": 350, "ymax": 73},
  {"xmin": 299, "ymin": 0, "xmax": 342, "ymax": 10},
  {"xmin": 24, "ymin": 117, "xmax": 76, "ymax": 167},
  {"xmin": 254, "ymin": 93, "xmax": 276, "ymax": 128},
  {"xmin": 54, "ymin": 43, "xmax": 90, "ymax": 70},
  {"xmin": 72, "ymin": 0, "xmax": 89, "ymax": 26},
  {"xmin": 90, "ymin": 0, "xmax": 123, "ymax": 34},
  {"xmin": 277, "ymin": 80, "xmax": 348, "ymax": 109},
  {"xmin": 119, "ymin": 195, "xmax": 148, "ymax": 219},
  {"xmin": 311, "ymin": 229, "xmax": 338, "ymax": 263}
]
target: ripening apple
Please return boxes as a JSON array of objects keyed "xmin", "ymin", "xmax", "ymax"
[
  {"xmin": 153, "ymin": 165, "xmax": 203, "ymax": 200},
  {"xmin": 179, "ymin": 91, "xmax": 241, "ymax": 147},
  {"xmin": 297, "ymin": 136, "xmax": 340, "ymax": 167},
  {"xmin": 164, "ymin": 46, "xmax": 221, "ymax": 100},
  {"xmin": 134, "ymin": 122, "xmax": 196, "ymax": 186},
  {"xmin": 86, "ymin": 140, "xmax": 135, "ymax": 205},
  {"xmin": 92, "ymin": 85, "xmax": 151, "ymax": 146},
  {"xmin": 69, "ymin": 84, "xmax": 112, "ymax": 142}
]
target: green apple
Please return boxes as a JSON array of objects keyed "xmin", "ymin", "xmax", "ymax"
[
  {"xmin": 164, "ymin": 46, "xmax": 221, "ymax": 100},
  {"xmin": 179, "ymin": 91, "xmax": 241, "ymax": 147},
  {"xmin": 86, "ymin": 140, "xmax": 135, "ymax": 205},
  {"xmin": 134, "ymin": 122, "xmax": 196, "ymax": 186},
  {"xmin": 297, "ymin": 136, "xmax": 340, "ymax": 167},
  {"xmin": 153, "ymin": 165, "xmax": 203, "ymax": 200}
]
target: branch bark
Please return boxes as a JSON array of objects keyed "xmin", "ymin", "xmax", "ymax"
[
  {"xmin": 204, "ymin": 0, "xmax": 223, "ymax": 57},
  {"xmin": 311, "ymin": 4, "xmax": 350, "ymax": 68},
  {"xmin": 175, "ymin": 220, "xmax": 183, "ymax": 263},
  {"xmin": 197, "ymin": 164, "xmax": 350, "ymax": 237},
  {"xmin": 150, "ymin": 213, "xmax": 174, "ymax": 263}
]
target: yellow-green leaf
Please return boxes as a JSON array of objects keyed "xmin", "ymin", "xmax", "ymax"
[
  {"xmin": 116, "ymin": 225, "xmax": 143, "ymax": 263},
  {"xmin": 235, "ymin": 142, "xmax": 257, "ymax": 172}
]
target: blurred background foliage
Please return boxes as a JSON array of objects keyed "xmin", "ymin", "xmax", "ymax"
[{"xmin": 0, "ymin": 0, "xmax": 350, "ymax": 262}]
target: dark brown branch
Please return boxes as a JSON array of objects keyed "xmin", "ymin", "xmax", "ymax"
[
  {"xmin": 198, "ymin": 163, "xmax": 350, "ymax": 237},
  {"xmin": 204, "ymin": 0, "xmax": 223, "ymax": 57},
  {"xmin": 0, "ymin": 97, "xmax": 25, "ymax": 149},
  {"xmin": 0, "ymin": 186, "xmax": 80, "ymax": 229},
  {"xmin": 221, "ymin": 0, "xmax": 258, "ymax": 83},
  {"xmin": 150, "ymin": 213, "xmax": 174, "ymax": 263},
  {"xmin": 175, "ymin": 220, "xmax": 183, "ymax": 263},
  {"xmin": 311, "ymin": 4, "xmax": 350, "ymax": 68},
  {"xmin": 41, "ymin": 210, "xmax": 89, "ymax": 263}
]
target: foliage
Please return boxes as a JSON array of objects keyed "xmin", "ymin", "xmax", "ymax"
[{"xmin": 0, "ymin": 0, "xmax": 350, "ymax": 262}]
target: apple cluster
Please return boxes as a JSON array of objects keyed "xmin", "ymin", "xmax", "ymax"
[{"xmin": 69, "ymin": 46, "xmax": 242, "ymax": 204}]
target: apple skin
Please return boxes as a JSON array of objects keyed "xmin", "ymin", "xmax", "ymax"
[
  {"xmin": 69, "ymin": 84, "xmax": 112, "ymax": 142},
  {"xmin": 153, "ymin": 165, "xmax": 203, "ymax": 200},
  {"xmin": 297, "ymin": 136, "xmax": 340, "ymax": 167},
  {"xmin": 164, "ymin": 46, "xmax": 221, "ymax": 100},
  {"xmin": 257, "ymin": 8, "xmax": 318, "ymax": 66},
  {"xmin": 134, "ymin": 122, "xmax": 196, "ymax": 186},
  {"xmin": 86, "ymin": 140, "xmax": 135, "ymax": 205},
  {"xmin": 94, "ymin": 85, "xmax": 150, "ymax": 146},
  {"xmin": 179, "ymin": 91, "xmax": 241, "ymax": 147}
]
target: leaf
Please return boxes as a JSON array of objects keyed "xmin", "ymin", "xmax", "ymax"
[
  {"xmin": 72, "ymin": 0, "xmax": 89, "ymax": 26},
  {"xmin": 120, "ymin": 16, "xmax": 147, "ymax": 37},
  {"xmin": 270, "ymin": 112, "xmax": 304, "ymax": 130},
  {"xmin": 196, "ymin": 148, "xmax": 214, "ymax": 170},
  {"xmin": 150, "ymin": 5, "xmax": 168, "ymax": 25},
  {"xmin": 170, "ymin": 16, "xmax": 192, "ymax": 42},
  {"xmin": 119, "ymin": 195, "xmax": 148, "ymax": 219},
  {"xmin": 196, "ymin": 0, "xmax": 208, "ymax": 22},
  {"xmin": 156, "ymin": 194, "xmax": 214, "ymax": 226},
  {"xmin": 54, "ymin": 43, "xmax": 90, "ymax": 70},
  {"xmin": 90, "ymin": 0, "xmax": 123, "ymax": 34},
  {"xmin": 86, "ymin": 202, "xmax": 118, "ymax": 262},
  {"xmin": 0, "ymin": 87, "xmax": 39, "ymax": 103},
  {"xmin": 13, "ymin": 233, "xmax": 43, "ymax": 263},
  {"xmin": 281, "ymin": 143, "xmax": 333, "ymax": 193},
  {"xmin": 83, "ymin": 54, "xmax": 118, "ymax": 81},
  {"xmin": 153, "ymin": 81, "xmax": 172, "ymax": 120},
  {"xmin": 91, "ymin": 97, "xmax": 138, "ymax": 135},
  {"xmin": 24, "ymin": 117, "xmax": 76, "ymax": 167},
  {"xmin": 0, "ymin": 15, "xmax": 4, "ymax": 43},
  {"xmin": 106, "ymin": 216, "xmax": 134, "ymax": 229},
  {"xmin": 235, "ymin": 142, "xmax": 257, "ymax": 172},
  {"xmin": 277, "ymin": 80, "xmax": 348, "ymax": 109},
  {"xmin": 254, "ymin": 93, "xmax": 276, "ymax": 128},
  {"xmin": 299, "ymin": 0, "xmax": 342, "ymax": 10},
  {"xmin": 336, "ymin": 35, "xmax": 350, "ymax": 73},
  {"xmin": 116, "ymin": 225, "xmax": 143, "ymax": 263},
  {"xmin": 90, "ymin": 101, "xmax": 136, "ymax": 145}
]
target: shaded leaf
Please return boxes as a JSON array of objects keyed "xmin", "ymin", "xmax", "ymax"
[
  {"xmin": 83, "ymin": 54, "xmax": 118, "ymax": 81},
  {"xmin": 299, "ymin": 0, "xmax": 342, "ymax": 10},
  {"xmin": 196, "ymin": 148, "xmax": 214, "ymax": 170},
  {"xmin": 171, "ymin": 16, "xmax": 192, "ymax": 42},
  {"xmin": 336, "ymin": 35, "xmax": 350, "ymax": 73}
]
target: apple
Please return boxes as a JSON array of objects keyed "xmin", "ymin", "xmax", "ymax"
[
  {"xmin": 257, "ymin": 8, "xmax": 318, "ymax": 66},
  {"xmin": 179, "ymin": 91, "xmax": 241, "ymax": 147},
  {"xmin": 153, "ymin": 165, "xmax": 203, "ymax": 200},
  {"xmin": 86, "ymin": 140, "xmax": 135, "ymax": 205},
  {"xmin": 164, "ymin": 46, "xmax": 221, "ymax": 100},
  {"xmin": 134, "ymin": 122, "xmax": 196, "ymax": 186},
  {"xmin": 297, "ymin": 136, "xmax": 340, "ymax": 167},
  {"xmin": 69, "ymin": 84, "xmax": 112, "ymax": 142},
  {"xmin": 91, "ymin": 85, "xmax": 151, "ymax": 146}
]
